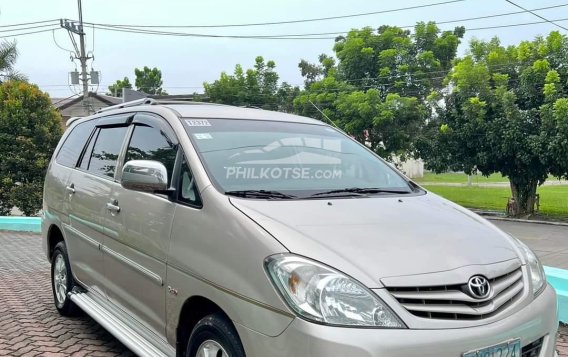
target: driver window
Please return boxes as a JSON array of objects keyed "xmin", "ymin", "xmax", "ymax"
[{"xmin": 125, "ymin": 125, "xmax": 176, "ymax": 185}]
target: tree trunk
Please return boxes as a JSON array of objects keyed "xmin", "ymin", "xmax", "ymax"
[{"xmin": 509, "ymin": 180, "xmax": 538, "ymax": 217}]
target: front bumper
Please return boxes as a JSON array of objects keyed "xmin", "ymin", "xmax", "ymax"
[{"xmin": 236, "ymin": 284, "xmax": 558, "ymax": 357}]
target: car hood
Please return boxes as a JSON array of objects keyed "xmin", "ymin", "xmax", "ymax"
[{"xmin": 230, "ymin": 192, "xmax": 520, "ymax": 288}]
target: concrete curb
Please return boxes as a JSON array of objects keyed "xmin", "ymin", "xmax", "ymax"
[
  {"xmin": 472, "ymin": 209, "xmax": 568, "ymax": 227},
  {"xmin": 0, "ymin": 216, "xmax": 41, "ymax": 233},
  {"xmin": 486, "ymin": 216, "xmax": 568, "ymax": 227},
  {"xmin": 545, "ymin": 267, "xmax": 568, "ymax": 323}
]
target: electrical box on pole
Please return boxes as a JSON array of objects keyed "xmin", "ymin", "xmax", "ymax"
[
  {"xmin": 70, "ymin": 71, "xmax": 80, "ymax": 85},
  {"xmin": 90, "ymin": 71, "xmax": 99, "ymax": 85}
]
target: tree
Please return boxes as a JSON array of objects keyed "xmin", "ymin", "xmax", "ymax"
[
  {"xmin": 331, "ymin": 23, "xmax": 464, "ymax": 100},
  {"xmin": 134, "ymin": 66, "xmax": 167, "ymax": 95},
  {"xmin": 107, "ymin": 77, "xmax": 132, "ymax": 97},
  {"xmin": 204, "ymin": 56, "xmax": 299, "ymax": 111},
  {"xmin": 335, "ymin": 91, "xmax": 427, "ymax": 160},
  {"xmin": 294, "ymin": 23, "xmax": 464, "ymax": 160},
  {"xmin": 0, "ymin": 81, "xmax": 63, "ymax": 215},
  {"xmin": 298, "ymin": 54, "xmax": 336, "ymax": 88},
  {"xmin": 418, "ymin": 31, "xmax": 568, "ymax": 216},
  {"xmin": 0, "ymin": 40, "xmax": 27, "ymax": 82}
]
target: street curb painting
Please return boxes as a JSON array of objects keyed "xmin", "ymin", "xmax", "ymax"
[
  {"xmin": 545, "ymin": 267, "xmax": 568, "ymax": 323},
  {"xmin": 0, "ymin": 216, "xmax": 41, "ymax": 233}
]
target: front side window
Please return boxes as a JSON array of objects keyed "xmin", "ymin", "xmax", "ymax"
[
  {"xmin": 87, "ymin": 126, "xmax": 128, "ymax": 178},
  {"xmin": 125, "ymin": 125, "xmax": 177, "ymax": 185},
  {"xmin": 183, "ymin": 119, "xmax": 416, "ymax": 198},
  {"xmin": 56, "ymin": 120, "xmax": 95, "ymax": 167}
]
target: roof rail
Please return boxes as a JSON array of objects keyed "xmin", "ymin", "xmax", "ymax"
[
  {"xmin": 66, "ymin": 116, "xmax": 84, "ymax": 127},
  {"xmin": 95, "ymin": 98, "xmax": 227, "ymax": 114},
  {"xmin": 96, "ymin": 98, "xmax": 156, "ymax": 114}
]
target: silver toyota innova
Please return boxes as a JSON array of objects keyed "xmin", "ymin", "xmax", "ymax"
[{"xmin": 42, "ymin": 99, "xmax": 558, "ymax": 357}]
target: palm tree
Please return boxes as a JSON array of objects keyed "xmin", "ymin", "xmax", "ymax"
[{"xmin": 0, "ymin": 40, "xmax": 26, "ymax": 83}]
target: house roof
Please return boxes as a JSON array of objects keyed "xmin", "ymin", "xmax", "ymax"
[{"xmin": 51, "ymin": 92, "xmax": 121, "ymax": 111}]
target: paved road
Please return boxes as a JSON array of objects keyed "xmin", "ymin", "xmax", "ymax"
[
  {"xmin": 491, "ymin": 219, "xmax": 568, "ymax": 269},
  {"xmin": 0, "ymin": 231, "xmax": 133, "ymax": 356},
  {"xmin": 0, "ymin": 229, "xmax": 567, "ymax": 356}
]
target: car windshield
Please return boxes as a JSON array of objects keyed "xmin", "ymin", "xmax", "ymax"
[{"xmin": 183, "ymin": 118, "xmax": 415, "ymax": 198}]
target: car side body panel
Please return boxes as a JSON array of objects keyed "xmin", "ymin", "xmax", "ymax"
[{"xmin": 165, "ymin": 186, "xmax": 292, "ymax": 343}]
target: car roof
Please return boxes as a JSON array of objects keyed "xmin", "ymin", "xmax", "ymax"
[
  {"xmin": 162, "ymin": 103, "xmax": 323, "ymax": 125},
  {"xmin": 69, "ymin": 100, "xmax": 326, "ymax": 128}
]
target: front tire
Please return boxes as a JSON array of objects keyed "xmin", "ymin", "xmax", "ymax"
[
  {"xmin": 51, "ymin": 242, "xmax": 80, "ymax": 316},
  {"xmin": 187, "ymin": 313, "xmax": 245, "ymax": 357}
]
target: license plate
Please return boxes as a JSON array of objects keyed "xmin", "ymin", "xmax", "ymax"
[{"xmin": 463, "ymin": 339, "xmax": 521, "ymax": 357}]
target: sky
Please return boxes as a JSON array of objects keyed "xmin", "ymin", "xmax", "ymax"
[{"xmin": 1, "ymin": 0, "xmax": 567, "ymax": 99}]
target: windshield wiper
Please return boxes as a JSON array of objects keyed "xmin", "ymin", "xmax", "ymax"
[
  {"xmin": 311, "ymin": 187, "xmax": 412, "ymax": 197},
  {"xmin": 225, "ymin": 190, "xmax": 297, "ymax": 199}
]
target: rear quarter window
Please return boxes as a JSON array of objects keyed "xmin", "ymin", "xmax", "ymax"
[{"xmin": 56, "ymin": 120, "xmax": 96, "ymax": 168}]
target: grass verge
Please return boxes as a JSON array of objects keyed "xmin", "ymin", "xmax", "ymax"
[
  {"xmin": 424, "ymin": 185, "xmax": 568, "ymax": 221},
  {"xmin": 415, "ymin": 172, "xmax": 562, "ymax": 184}
]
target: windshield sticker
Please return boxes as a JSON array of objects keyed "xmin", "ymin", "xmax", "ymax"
[
  {"xmin": 186, "ymin": 119, "xmax": 211, "ymax": 127},
  {"xmin": 194, "ymin": 133, "xmax": 213, "ymax": 140}
]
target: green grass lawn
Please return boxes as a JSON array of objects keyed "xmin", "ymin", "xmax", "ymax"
[
  {"xmin": 415, "ymin": 172, "xmax": 562, "ymax": 184},
  {"xmin": 424, "ymin": 185, "xmax": 568, "ymax": 220},
  {"xmin": 416, "ymin": 172, "xmax": 508, "ymax": 184}
]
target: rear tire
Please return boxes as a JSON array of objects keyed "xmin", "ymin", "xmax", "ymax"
[
  {"xmin": 186, "ymin": 313, "xmax": 245, "ymax": 357},
  {"xmin": 51, "ymin": 242, "xmax": 80, "ymax": 316}
]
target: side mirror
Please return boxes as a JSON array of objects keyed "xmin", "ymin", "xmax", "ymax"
[{"xmin": 121, "ymin": 160, "xmax": 168, "ymax": 193}]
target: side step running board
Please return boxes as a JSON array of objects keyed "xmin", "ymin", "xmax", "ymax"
[{"xmin": 69, "ymin": 292, "xmax": 174, "ymax": 357}]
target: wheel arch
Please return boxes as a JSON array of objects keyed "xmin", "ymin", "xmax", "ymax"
[
  {"xmin": 47, "ymin": 224, "xmax": 65, "ymax": 261},
  {"xmin": 176, "ymin": 295, "xmax": 241, "ymax": 357}
]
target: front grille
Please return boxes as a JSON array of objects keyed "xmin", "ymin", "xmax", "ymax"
[
  {"xmin": 386, "ymin": 268, "xmax": 523, "ymax": 320},
  {"xmin": 522, "ymin": 337, "xmax": 543, "ymax": 357}
]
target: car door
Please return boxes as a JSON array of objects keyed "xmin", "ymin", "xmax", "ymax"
[
  {"xmin": 46, "ymin": 119, "xmax": 96, "ymax": 227},
  {"xmin": 64, "ymin": 115, "xmax": 131, "ymax": 297},
  {"xmin": 103, "ymin": 113, "xmax": 178, "ymax": 338}
]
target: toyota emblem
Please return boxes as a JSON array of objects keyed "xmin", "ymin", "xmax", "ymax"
[{"xmin": 467, "ymin": 275, "xmax": 491, "ymax": 299}]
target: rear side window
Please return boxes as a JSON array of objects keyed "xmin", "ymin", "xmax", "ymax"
[
  {"xmin": 125, "ymin": 125, "xmax": 176, "ymax": 185},
  {"xmin": 56, "ymin": 120, "xmax": 95, "ymax": 167},
  {"xmin": 87, "ymin": 126, "xmax": 128, "ymax": 178}
]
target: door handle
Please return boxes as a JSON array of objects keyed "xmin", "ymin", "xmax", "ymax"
[
  {"xmin": 66, "ymin": 184, "xmax": 75, "ymax": 194},
  {"xmin": 106, "ymin": 199, "xmax": 120, "ymax": 214}
]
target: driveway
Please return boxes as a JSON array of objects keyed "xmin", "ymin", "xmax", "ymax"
[
  {"xmin": 0, "ymin": 230, "xmax": 566, "ymax": 356},
  {"xmin": 0, "ymin": 231, "xmax": 133, "ymax": 356},
  {"xmin": 491, "ymin": 219, "xmax": 568, "ymax": 269}
]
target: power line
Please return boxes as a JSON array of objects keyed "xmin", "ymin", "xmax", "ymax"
[
  {"xmin": 0, "ymin": 23, "xmax": 59, "ymax": 33},
  {"xmin": 504, "ymin": 0, "xmax": 568, "ymax": 31},
  {"xmin": 232, "ymin": 4, "xmax": 568, "ymax": 38},
  {"xmin": 90, "ymin": 24, "xmax": 334, "ymax": 40},
  {"xmin": 468, "ymin": 17, "xmax": 568, "ymax": 31},
  {"xmin": 0, "ymin": 19, "xmax": 58, "ymax": 28},
  {"xmin": 87, "ymin": 3, "xmax": 568, "ymax": 38},
  {"xmin": 84, "ymin": 0, "xmax": 464, "ymax": 29},
  {"xmin": 88, "ymin": 16, "xmax": 568, "ymax": 40},
  {"xmin": 0, "ymin": 27, "xmax": 61, "ymax": 39},
  {"xmin": 38, "ymin": 62, "xmax": 521, "ymax": 94},
  {"xmin": 6, "ymin": 3, "xmax": 566, "ymax": 42},
  {"xmin": 52, "ymin": 29, "xmax": 74, "ymax": 53}
]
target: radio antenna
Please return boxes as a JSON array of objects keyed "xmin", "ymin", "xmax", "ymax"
[{"xmin": 308, "ymin": 100, "xmax": 339, "ymax": 128}]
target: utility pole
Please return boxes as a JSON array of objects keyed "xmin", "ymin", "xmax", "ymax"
[
  {"xmin": 77, "ymin": 0, "xmax": 89, "ymax": 101},
  {"xmin": 60, "ymin": 0, "xmax": 91, "ymax": 101}
]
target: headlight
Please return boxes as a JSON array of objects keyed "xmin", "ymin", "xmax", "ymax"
[
  {"xmin": 265, "ymin": 254, "xmax": 405, "ymax": 328},
  {"xmin": 515, "ymin": 239, "xmax": 546, "ymax": 296}
]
